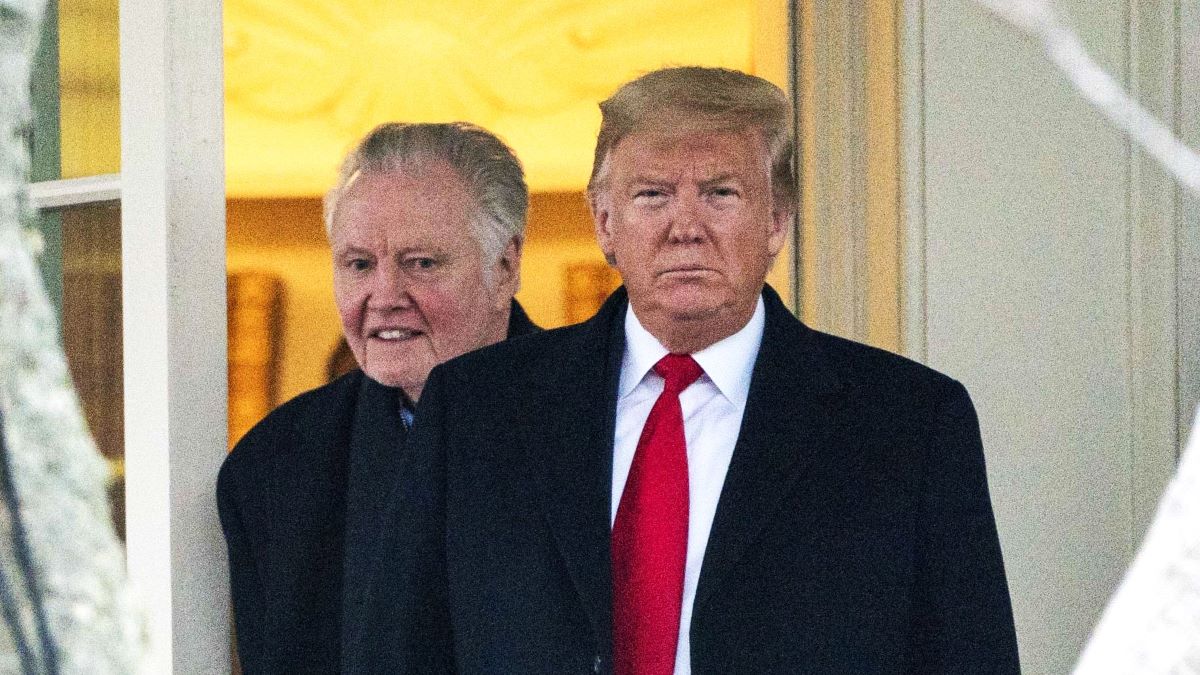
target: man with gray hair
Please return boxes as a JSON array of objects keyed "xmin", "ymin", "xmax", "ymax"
[
  {"xmin": 217, "ymin": 122, "xmax": 539, "ymax": 673},
  {"xmin": 348, "ymin": 68, "xmax": 1018, "ymax": 674}
]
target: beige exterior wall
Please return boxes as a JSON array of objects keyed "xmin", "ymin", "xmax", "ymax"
[{"xmin": 793, "ymin": 1, "xmax": 1198, "ymax": 672}]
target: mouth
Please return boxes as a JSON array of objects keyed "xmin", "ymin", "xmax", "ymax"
[
  {"xmin": 658, "ymin": 267, "xmax": 716, "ymax": 278},
  {"xmin": 369, "ymin": 328, "xmax": 423, "ymax": 342}
]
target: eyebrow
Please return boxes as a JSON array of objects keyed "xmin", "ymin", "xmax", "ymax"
[
  {"xmin": 395, "ymin": 245, "xmax": 449, "ymax": 258},
  {"xmin": 333, "ymin": 245, "xmax": 373, "ymax": 258},
  {"xmin": 698, "ymin": 173, "xmax": 743, "ymax": 188},
  {"xmin": 627, "ymin": 172, "xmax": 744, "ymax": 186},
  {"xmin": 627, "ymin": 175, "xmax": 673, "ymax": 187}
]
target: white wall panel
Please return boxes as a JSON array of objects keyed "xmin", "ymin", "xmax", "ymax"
[{"xmin": 903, "ymin": 0, "xmax": 1187, "ymax": 672}]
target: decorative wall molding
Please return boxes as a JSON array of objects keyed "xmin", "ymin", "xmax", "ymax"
[
  {"xmin": 1126, "ymin": 0, "xmax": 1184, "ymax": 538},
  {"xmin": 794, "ymin": 0, "xmax": 902, "ymax": 353},
  {"xmin": 1179, "ymin": 0, "xmax": 1200, "ymax": 453},
  {"xmin": 899, "ymin": 0, "xmax": 927, "ymax": 362},
  {"xmin": 222, "ymin": 0, "xmax": 758, "ymax": 196}
]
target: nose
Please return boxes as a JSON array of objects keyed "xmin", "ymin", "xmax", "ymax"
[
  {"xmin": 366, "ymin": 262, "xmax": 411, "ymax": 310},
  {"xmin": 666, "ymin": 194, "xmax": 706, "ymax": 244}
]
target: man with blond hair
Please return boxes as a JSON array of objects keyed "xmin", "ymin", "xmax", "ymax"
[
  {"xmin": 218, "ymin": 122, "xmax": 539, "ymax": 673},
  {"xmin": 348, "ymin": 68, "xmax": 1019, "ymax": 674}
]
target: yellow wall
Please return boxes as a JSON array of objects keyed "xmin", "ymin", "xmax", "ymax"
[
  {"xmin": 224, "ymin": 1, "xmax": 762, "ymax": 197},
  {"xmin": 227, "ymin": 199, "xmax": 340, "ymax": 403},
  {"xmin": 516, "ymin": 192, "xmax": 612, "ymax": 327}
]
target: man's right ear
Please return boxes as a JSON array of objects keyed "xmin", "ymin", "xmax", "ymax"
[{"xmin": 589, "ymin": 192, "xmax": 615, "ymax": 261}]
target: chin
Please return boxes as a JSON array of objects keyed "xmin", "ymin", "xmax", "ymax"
[
  {"xmin": 663, "ymin": 300, "xmax": 724, "ymax": 322},
  {"xmin": 662, "ymin": 286, "xmax": 726, "ymax": 316},
  {"xmin": 364, "ymin": 368, "xmax": 412, "ymax": 389}
]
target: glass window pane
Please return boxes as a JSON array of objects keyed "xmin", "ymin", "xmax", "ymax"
[
  {"xmin": 59, "ymin": 0, "xmax": 121, "ymax": 177},
  {"xmin": 59, "ymin": 202, "xmax": 124, "ymax": 540}
]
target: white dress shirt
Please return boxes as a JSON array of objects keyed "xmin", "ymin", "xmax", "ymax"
[{"xmin": 611, "ymin": 296, "xmax": 765, "ymax": 675}]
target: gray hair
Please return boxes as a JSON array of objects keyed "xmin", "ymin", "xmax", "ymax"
[
  {"xmin": 587, "ymin": 66, "xmax": 796, "ymax": 212},
  {"xmin": 324, "ymin": 122, "xmax": 528, "ymax": 262}
]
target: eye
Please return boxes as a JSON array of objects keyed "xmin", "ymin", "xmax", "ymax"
[
  {"xmin": 346, "ymin": 257, "xmax": 372, "ymax": 272},
  {"xmin": 709, "ymin": 186, "xmax": 741, "ymax": 199},
  {"xmin": 406, "ymin": 256, "xmax": 439, "ymax": 272},
  {"xmin": 632, "ymin": 188, "xmax": 669, "ymax": 205}
]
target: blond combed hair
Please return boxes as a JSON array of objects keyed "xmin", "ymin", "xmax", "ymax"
[{"xmin": 587, "ymin": 66, "xmax": 796, "ymax": 211}]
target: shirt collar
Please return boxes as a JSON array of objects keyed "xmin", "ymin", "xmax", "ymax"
[{"xmin": 619, "ymin": 295, "xmax": 765, "ymax": 408}]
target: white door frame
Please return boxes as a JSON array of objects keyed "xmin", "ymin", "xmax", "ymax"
[
  {"xmin": 118, "ymin": 0, "xmax": 227, "ymax": 670},
  {"xmin": 29, "ymin": 0, "xmax": 228, "ymax": 670}
]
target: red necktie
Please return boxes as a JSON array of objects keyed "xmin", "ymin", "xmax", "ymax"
[{"xmin": 612, "ymin": 353, "xmax": 703, "ymax": 675}]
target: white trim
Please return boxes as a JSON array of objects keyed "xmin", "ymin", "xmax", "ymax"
[
  {"xmin": 1126, "ymin": 0, "xmax": 1183, "ymax": 543},
  {"xmin": 1180, "ymin": 0, "xmax": 1200, "ymax": 450},
  {"xmin": 899, "ymin": 0, "xmax": 927, "ymax": 363},
  {"xmin": 795, "ymin": 0, "xmax": 868, "ymax": 338},
  {"xmin": 119, "ymin": 0, "xmax": 228, "ymax": 670},
  {"xmin": 29, "ymin": 174, "xmax": 121, "ymax": 210},
  {"xmin": 793, "ymin": 2, "xmax": 901, "ymax": 351}
]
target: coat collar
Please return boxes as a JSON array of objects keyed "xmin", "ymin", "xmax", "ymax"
[
  {"xmin": 342, "ymin": 374, "xmax": 406, "ymax": 624},
  {"xmin": 506, "ymin": 299, "xmax": 540, "ymax": 339}
]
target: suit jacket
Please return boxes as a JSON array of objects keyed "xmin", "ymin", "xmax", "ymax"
[
  {"xmin": 217, "ymin": 301, "xmax": 538, "ymax": 674},
  {"xmin": 345, "ymin": 286, "xmax": 1020, "ymax": 674}
]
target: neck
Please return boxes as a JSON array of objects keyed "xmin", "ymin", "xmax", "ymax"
[
  {"xmin": 636, "ymin": 303, "xmax": 755, "ymax": 354},
  {"xmin": 490, "ymin": 302, "xmax": 513, "ymax": 341}
]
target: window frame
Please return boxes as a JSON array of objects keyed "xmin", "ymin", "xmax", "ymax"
[{"xmin": 29, "ymin": 0, "xmax": 228, "ymax": 670}]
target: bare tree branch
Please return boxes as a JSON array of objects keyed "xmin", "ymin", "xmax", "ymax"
[
  {"xmin": 977, "ymin": 0, "xmax": 1200, "ymax": 196},
  {"xmin": 0, "ymin": 0, "xmax": 145, "ymax": 671}
]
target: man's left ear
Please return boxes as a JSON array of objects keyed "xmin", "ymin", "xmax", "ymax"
[
  {"xmin": 494, "ymin": 236, "xmax": 523, "ymax": 307},
  {"xmin": 768, "ymin": 207, "xmax": 791, "ymax": 256}
]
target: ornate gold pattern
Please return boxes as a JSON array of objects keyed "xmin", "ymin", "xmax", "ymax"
[{"xmin": 223, "ymin": 0, "xmax": 755, "ymax": 196}]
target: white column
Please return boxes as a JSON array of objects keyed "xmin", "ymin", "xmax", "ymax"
[{"xmin": 119, "ymin": 0, "xmax": 228, "ymax": 670}]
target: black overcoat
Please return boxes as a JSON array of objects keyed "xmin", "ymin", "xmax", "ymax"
[
  {"xmin": 345, "ymin": 286, "xmax": 1020, "ymax": 674},
  {"xmin": 217, "ymin": 301, "xmax": 539, "ymax": 673}
]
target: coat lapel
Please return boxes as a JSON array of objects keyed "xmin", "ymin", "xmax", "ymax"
[
  {"xmin": 522, "ymin": 289, "xmax": 627, "ymax": 655},
  {"xmin": 693, "ymin": 288, "xmax": 849, "ymax": 612},
  {"xmin": 342, "ymin": 375, "xmax": 406, "ymax": 622},
  {"xmin": 518, "ymin": 287, "xmax": 851, "ymax": 643}
]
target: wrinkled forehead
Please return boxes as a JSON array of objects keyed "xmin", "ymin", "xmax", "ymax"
[
  {"xmin": 329, "ymin": 164, "xmax": 481, "ymax": 242},
  {"xmin": 602, "ymin": 125, "xmax": 772, "ymax": 180},
  {"xmin": 335, "ymin": 162, "xmax": 475, "ymax": 215}
]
